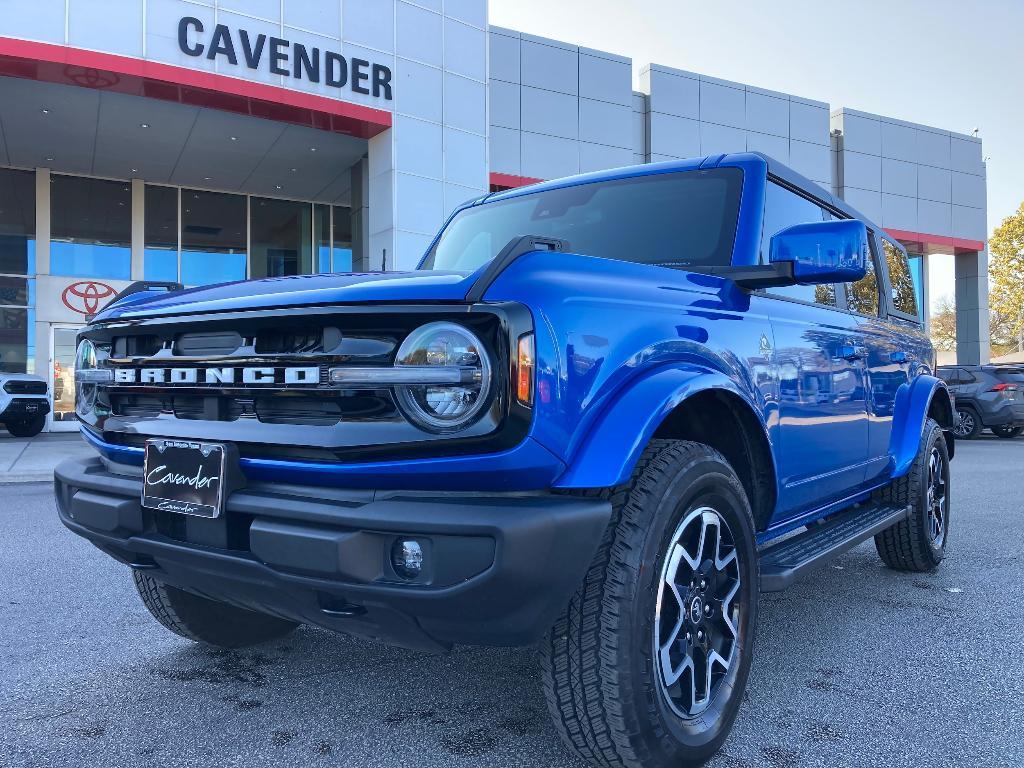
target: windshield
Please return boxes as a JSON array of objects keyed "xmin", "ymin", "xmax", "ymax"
[{"xmin": 420, "ymin": 167, "xmax": 743, "ymax": 272}]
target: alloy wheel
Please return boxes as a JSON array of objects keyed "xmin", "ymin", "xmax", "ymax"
[
  {"xmin": 925, "ymin": 446, "xmax": 948, "ymax": 547},
  {"xmin": 954, "ymin": 410, "xmax": 975, "ymax": 438},
  {"xmin": 654, "ymin": 507, "xmax": 741, "ymax": 719}
]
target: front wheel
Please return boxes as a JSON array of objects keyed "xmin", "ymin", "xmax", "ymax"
[
  {"xmin": 541, "ymin": 440, "xmax": 758, "ymax": 768},
  {"xmin": 5, "ymin": 414, "xmax": 45, "ymax": 437},
  {"xmin": 991, "ymin": 425, "xmax": 1023, "ymax": 439}
]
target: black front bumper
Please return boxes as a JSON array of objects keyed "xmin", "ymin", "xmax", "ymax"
[
  {"xmin": 55, "ymin": 457, "xmax": 610, "ymax": 651},
  {"xmin": 1, "ymin": 398, "xmax": 50, "ymax": 420}
]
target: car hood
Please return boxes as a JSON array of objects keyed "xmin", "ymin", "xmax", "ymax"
[{"xmin": 92, "ymin": 270, "xmax": 478, "ymax": 322}]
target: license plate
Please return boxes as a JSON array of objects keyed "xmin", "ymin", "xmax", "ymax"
[{"xmin": 142, "ymin": 439, "xmax": 228, "ymax": 518}]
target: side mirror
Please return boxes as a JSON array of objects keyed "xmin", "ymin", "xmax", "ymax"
[{"xmin": 769, "ymin": 219, "xmax": 868, "ymax": 285}]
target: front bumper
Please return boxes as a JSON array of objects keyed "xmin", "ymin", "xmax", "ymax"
[
  {"xmin": 55, "ymin": 456, "xmax": 610, "ymax": 651},
  {"xmin": 0, "ymin": 397, "xmax": 50, "ymax": 420}
]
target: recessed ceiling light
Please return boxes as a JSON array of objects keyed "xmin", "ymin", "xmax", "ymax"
[
  {"xmin": 203, "ymin": 176, "xmax": 212, "ymax": 181},
  {"xmin": 140, "ymin": 123, "xmax": 150, "ymax": 128},
  {"xmin": 131, "ymin": 168, "xmax": 138, "ymax": 173},
  {"xmin": 41, "ymin": 109, "xmax": 50, "ymax": 115},
  {"xmin": 230, "ymin": 136, "xmax": 238, "ymax": 141},
  {"xmin": 275, "ymin": 184, "xmax": 283, "ymax": 190},
  {"xmin": 44, "ymin": 157, "xmax": 53, "ymax": 162},
  {"xmin": 310, "ymin": 147, "xmax": 317, "ymax": 152},
  {"xmin": 290, "ymin": 168, "xmax": 298, "ymax": 172}
]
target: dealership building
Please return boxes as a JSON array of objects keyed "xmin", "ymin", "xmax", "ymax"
[{"xmin": 0, "ymin": 0, "xmax": 989, "ymax": 430}]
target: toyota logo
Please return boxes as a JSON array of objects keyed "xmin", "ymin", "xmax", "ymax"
[{"xmin": 62, "ymin": 281, "xmax": 116, "ymax": 315}]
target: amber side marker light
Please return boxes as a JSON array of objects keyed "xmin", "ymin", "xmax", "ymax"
[{"xmin": 517, "ymin": 333, "xmax": 535, "ymax": 406}]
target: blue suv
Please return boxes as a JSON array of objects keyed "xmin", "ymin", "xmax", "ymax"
[{"xmin": 57, "ymin": 153, "xmax": 956, "ymax": 767}]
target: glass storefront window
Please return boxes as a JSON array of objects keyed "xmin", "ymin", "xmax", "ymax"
[
  {"xmin": 50, "ymin": 175, "xmax": 131, "ymax": 280},
  {"xmin": 0, "ymin": 307, "xmax": 29, "ymax": 374},
  {"xmin": 145, "ymin": 185, "xmax": 179, "ymax": 282},
  {"xmin": 181, "ymin": 190, "xmax": 247, "ymax": 286},
  {"xmin": 0, "ymin": 168, "xmax": 36, "ymax": 275},
  {"xmin": 908, "ymin": 254, "xmax": 925, "ymax": 323},
  {"xmin": 332, "ymin": 205, "xmax": 353, "ymax": 272},
  {"xmin": 315, "ymin": 204, "xmax": 331, "ymax": 273},
  {"xmin": 249, "ymin": 197, "xmax": 312, "ymax": 279}
]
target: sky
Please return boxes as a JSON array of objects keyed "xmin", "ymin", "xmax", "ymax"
[{"xmin": 490, "ymin": 0, "xmax": 1023, "ymax": 310}]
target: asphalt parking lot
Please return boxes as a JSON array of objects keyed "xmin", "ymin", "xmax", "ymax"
[{"xmin": 2, "ymin": 437, "xmax": 1023, "ymax": 768}]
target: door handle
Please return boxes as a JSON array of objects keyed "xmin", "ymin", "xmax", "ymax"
[{"xmin": 839, "ymin": 345, "xmax": 867, "ymax": 361}]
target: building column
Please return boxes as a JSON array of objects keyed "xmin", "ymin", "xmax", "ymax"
[
  {"xmin": 131, "ymin": 179, "xmax": 145, "ymax": 280},
  {"xmin": 34, "ymin": 168, "xmax": 50, "ymax": 379},
  {"xmin": 954, "ymin": 248, "xmax": 991, "ymax": 365}
]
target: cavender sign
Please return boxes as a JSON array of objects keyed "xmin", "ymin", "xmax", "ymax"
[{"xmin": 178, "ymin": 17, "xmax": 393, "ymax": 100}]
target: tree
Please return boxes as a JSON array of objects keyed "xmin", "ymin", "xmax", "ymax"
[
  {"xmin": 930, "ymin": 295, "xmax": 957, "ymax": 352},
  {"xmin": 989, "ymin": 202, "xmax": 1024, "ymax": 354}
]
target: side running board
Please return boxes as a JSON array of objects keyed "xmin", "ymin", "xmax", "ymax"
[{"xmin": 759, "ymin": 503, "xmax": 911, "ymax": 592}]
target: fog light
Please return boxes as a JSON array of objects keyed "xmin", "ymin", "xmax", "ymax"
[{"xmin": 391, "ymin": 539, "xmax": 424, "ymax": 580}]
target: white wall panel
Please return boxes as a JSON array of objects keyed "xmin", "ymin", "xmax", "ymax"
[
  {"xmin": 843, "ymin": 151, "xmax": 882, "ymax": 192},
  {"xmin": 579, "ymin": 53, "xmax": 632, "ymax": 107},
  {"xmin": 488, "ymin": 28, "xmax": 520, "ymax": 83},
  {"xmin": 521, "ymin": 87, "xmax": 578, "ymax": 140},
  {"xmin": 522, "ymin": 132, "xmax": 579, "ymax": 179},
  {"xmin": 918, "ymin": 164, "xmax": 952, "ymax": 203},
  {"xmin": 881, "ymin": 120, "xmax": 916, "ymax": 162},
  {"xmin": 648, "ymin": 112, "xmax": 700, "ymax": 159},
  {"xmin": 699, "ymin": 81, "xmax": 745, "ymax": 129},
  {"xmin": 746, "ymin": 132, "xmax": 789, "ymax": 163},
  {"xmin": 521, "ymin": 38, "xmax": 578, "ymax": 96},
  {"xmin": 444, "ymin": 18, "xmax": 486, "ymax": 81},
  {"xmin": 882, "ymin": 193, "xmax": 918, "ymax": 231},
  {"xmin": 579, "ymin": 99, "xmax": 631, "ymax": 149},
  {"xmin": 882, "ymin": 158, "xmax": 917, "ymax": 197},
  {"xmin": 489, "ymin": 79, "xmax": 520, "ymax": 130},
  {"xmin": 789, "ymin": 100, "xmax": 829, "ymax": 146},
  {"xmin": 699, "ymin": 122, "xmax": 746, "ymax": 155},
  {"xmin": 745, "ymin": 92, "xmax": 789, "ymax": 138},
  {"xmin": 579, "ymin": 143, "xmax": 632, "ymax": 174},
  {"xmin": 916, "ymin": 129, "xmax": 951, "ymax": 170}
]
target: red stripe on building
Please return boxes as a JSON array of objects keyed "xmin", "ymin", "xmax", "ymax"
[
  {"xmin": 885, "ymin": 228, "xmax": 985, "ymax": 254},
  {"xmin": 0, "ymin": 36, "xmax": 392, "ymax": 139},
  {"xmin": 490, "ymin": 172, "xmax": 543, "ymax": 190}
]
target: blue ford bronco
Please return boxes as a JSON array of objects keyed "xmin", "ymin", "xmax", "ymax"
[{"xmin": 57, "ymin": 152, "xmax": 955, "ymax": 767}]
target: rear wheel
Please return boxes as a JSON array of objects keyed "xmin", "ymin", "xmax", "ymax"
[
  {"xmin": 953, "ymin": 408, "xmax": 981, "ymax": 439},
  {"xmin": 874, "ymin": 418, "xmax": 950, "ymax": 572},
  {"xmin": 541, "ymin": 440, "xmax": 758, "ymax": 768},
  {"xmin": 991, "ymin": 425, "xmax": 1023, "ymax": 439},
  {"xmin": 5, "ymin": 414, "xmax": 45, "ymax": 437},
  {"xmin": 133, "ymin": 571, "xmax": 299, "ymax": 648}
]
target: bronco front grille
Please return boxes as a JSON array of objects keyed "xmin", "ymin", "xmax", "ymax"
[{"xmin": 81, "ymin": 304, "xmax": 533, "ymax": 462}]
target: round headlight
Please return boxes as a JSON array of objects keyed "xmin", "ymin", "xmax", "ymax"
[{"xmin": 394, "ymin": 322, "xmax": 492, "ymax": 431}]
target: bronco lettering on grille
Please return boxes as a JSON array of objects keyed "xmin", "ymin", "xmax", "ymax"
[{"xmin": 112, "ymin": 366, "xmax": 320, "ymax": 386}]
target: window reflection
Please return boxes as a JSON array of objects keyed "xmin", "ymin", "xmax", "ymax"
[
  {"xmin": 145, "ymin": 185, "xmax": 179, "ymax": 282},
  {"xmin": 249, "ymin": 197, "xmax": 312, "ymax": 279},
  {"xmin": 181, "ymin": 190, "xmax": 247, "ymax": 286},
  {"xmin": 332, "ymin": 205, "xmax": 353, "ymax": 272},
  {"xmin": 0, "ymin": 168, "xmax": 36, "ymax": 276},
  {"xmin": 50, "ymin": 176, "xmax": 131, "ymax": 280}
]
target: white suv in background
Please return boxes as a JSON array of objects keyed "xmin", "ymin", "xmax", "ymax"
[{"xmin": 0, "ymin": 374, "xmax": 50, "ymax": 437}]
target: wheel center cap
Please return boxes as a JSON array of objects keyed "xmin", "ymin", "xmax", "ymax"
[{"xmin": 689, "ymin": 596, "xmax": 704, "ymax": 624}]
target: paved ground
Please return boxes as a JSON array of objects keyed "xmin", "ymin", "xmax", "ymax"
[
  {"xmin": 2, "ymin": 437, "xmax": 1022, "ymax": 768},
  {"xmin": 0, "ymin": 432, "xmax": 94, "ymax": 483}
]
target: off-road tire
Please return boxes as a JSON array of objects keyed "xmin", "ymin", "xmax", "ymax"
[
  {"xmin": 133, "ymin": 571, "xmax": 299, "ymax": 648},
  {"xmin": 991, "ymin": 425, "xmax": 1022, "ymax": 439},
  {"xmin": 540, "ymin": 440, "xmax": 759, "ymax": 768},
  {"xmin": 954, "ymin": 407, "xmax": 982, "ymax": 439},
  {"xmin": 5, "ymin": 414, "xmax": 46, "ymax": 437},
  {"xmin": 874, "ymin": 418, "xmax": 950, "ymax": 572}
]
